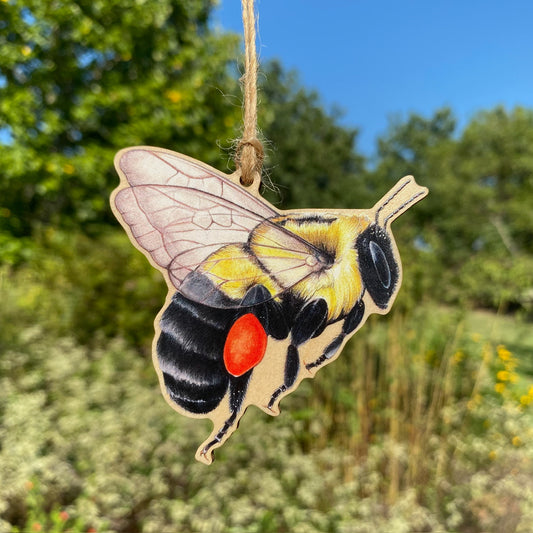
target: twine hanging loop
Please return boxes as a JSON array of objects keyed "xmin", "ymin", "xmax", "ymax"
[{"xmin": 236, "ymin": 0, "xmax": 263, "ymax": 187}]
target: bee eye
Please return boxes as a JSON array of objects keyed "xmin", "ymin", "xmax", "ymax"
[
  {"xmin": 356, "ymin": 225, "xmax": 398, "ymax": 309},
  {"xmin": 369, "ymin": 241, "xmax": 391, "ymax": 289}
]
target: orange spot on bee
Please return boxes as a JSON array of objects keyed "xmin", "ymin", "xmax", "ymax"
[{"xmin": 224, "ymin": 314, "xmax": 267, "ymax": 376}]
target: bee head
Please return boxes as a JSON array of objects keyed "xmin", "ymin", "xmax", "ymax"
[{"xmin": 356, "ymin": 176, "xmax": 427, "ymax": 310}]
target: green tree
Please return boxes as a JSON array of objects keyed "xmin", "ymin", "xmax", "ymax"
[
  {"xmin": 371, "ymin": 106, "xmax": 533, "ymax": 310},
  {"xmin": 0, "ymin": 0, "xmax": 240, "ymax": 238},
  {"xmin": 454, "ymin": 107, "xmax": 533, "ymax": 308},
  {"xmin": 458, "ymin": 106, "xmax": 533, "ymax": 255},
  {"xmin": 369, "ymin": 108, "xmax": 457, "ymax": 305},
  {"xmin": 259, "ymin": 61, "xmax": 366, "ymax": 209}
]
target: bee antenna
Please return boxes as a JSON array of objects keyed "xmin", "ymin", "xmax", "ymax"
[
  {"xmin": 373, "ymin": 176, "xmax": 428, "ymax": 226},
  {"xmin": 374, "ymin": 178, "xmax": 413, "ymax": 224},
  {"xmin": 383, "ymin": 190, "xmax": 426, "ymax": 226}
]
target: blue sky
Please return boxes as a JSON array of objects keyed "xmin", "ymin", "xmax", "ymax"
[{"xmin": 213, "ymin": 1, "xmax": 533, "ymax": 157}]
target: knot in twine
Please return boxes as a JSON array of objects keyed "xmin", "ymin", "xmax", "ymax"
[{"xmin": 235, "ymin": 137, "xmax": 264, "ymax": 186}]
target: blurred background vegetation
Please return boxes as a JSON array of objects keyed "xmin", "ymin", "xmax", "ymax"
[{"xmin": 1, "ymin": 1, "xmax": 532, "ymax": 532}]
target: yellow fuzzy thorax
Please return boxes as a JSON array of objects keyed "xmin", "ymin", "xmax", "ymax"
[
  {"xmin": 198, "ymin": 213, "xmax": 371, "ymax": 321},
  {"xmin": 277, "ymin": 215, "xmax": 370, "ymax": 320}
]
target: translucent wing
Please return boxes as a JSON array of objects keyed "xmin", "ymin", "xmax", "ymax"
[{"xmin": 112, "ymin": 147, "xmax": 329, "ymax": 307}]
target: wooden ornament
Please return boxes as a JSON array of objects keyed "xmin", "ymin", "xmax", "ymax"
[{"xmin": 111, "ymin": 146, "xmax": 428, "ymax": 464}]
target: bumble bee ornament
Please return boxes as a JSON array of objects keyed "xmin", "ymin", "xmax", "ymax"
[{"xmin": 111, "ymin": 146, "xmax": 427, "ymax": 464}]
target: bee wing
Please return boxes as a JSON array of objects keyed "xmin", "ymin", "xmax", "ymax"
[
  {"xmin": 186, "ymin": 216, "xmax": 334, "ymax": 307},
  {"xmin": 113, "ymin": 147, "xmax": 279, "ymax": 289},
  {"xmin": 112, "ymin": 148, "xmax": 330, "ymax": 307},
  {"xmin": 113, "ymin": 147, "xmax": 330, "ymax": 308}
]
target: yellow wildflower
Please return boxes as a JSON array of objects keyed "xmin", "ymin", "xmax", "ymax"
[
  {"xmin": 520, "ymin": 395, "xmax": 531, "ymax": 406},
  {"xmin": 488, "ymin": 450, "xmax": 497, "ymax": 461},
  {"xmin": 494, "ymin": 383, "xmax": 505, "ymax": 394},
  {"xmin": 528, "ymin": 385, "xmax": 533, "ymax": 397},
  {"xmin": 512, "ymin": 436, "xmax": 522, "ymax": 447},
  {"xmin": 21, "ymin": 45, "xmax": 32, "ymax": 56},
  {"xmin": 497, "ymin": 370, "xmax": 510, "ymax": 382},
  {"xmin": 453, "ymin": 350, "xmax": 464, "ymax": 364},
  {"xmin": 497, "ymin": 345, "xmax": 512, "ymax": 361}
]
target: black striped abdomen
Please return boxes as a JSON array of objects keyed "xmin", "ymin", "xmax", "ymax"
[{"xmin": 157, "ymin": 292, "xmax": 235, "ymax": 414}]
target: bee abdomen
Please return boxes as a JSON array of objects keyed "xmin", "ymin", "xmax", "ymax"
[{"xmin": 157, "ymin": 293, "xmax": 233, "ymax": 414}]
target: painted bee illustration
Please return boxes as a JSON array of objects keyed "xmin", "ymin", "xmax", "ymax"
[{"xmin": 111, "ymin": 146, "xmax": 427, "ymax": 464}]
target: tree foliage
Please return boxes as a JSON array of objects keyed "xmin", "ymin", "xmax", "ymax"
[
  {"xmin": 259, "ymin": 61, "xmax": 366, "ymax": 209},
  {"xmin": 0, "ymin": 0, "xmax": 240, "ymax": 236},
  {"xmin": 372, "ymin": 106, "xmax": 533, "ymax": 309}
]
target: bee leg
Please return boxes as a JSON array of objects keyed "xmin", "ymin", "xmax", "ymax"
[
  {"xmin": 268, "ymin": 299, "xmax": 328, "ymax": 410},
  {"xmin": 306, "ymin": 300, "xmax": 365, "ymax": 370},
  {"xmin": 267, "ymin": 345, "xmax": 299, "ymax": 411},
  {"xmin": 200, "ymin": 370, "xmax": 252, "ymax": 460},
  {"xmin": 241, "ymin": 284, "xmax": 289, "ymax": 339}
]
